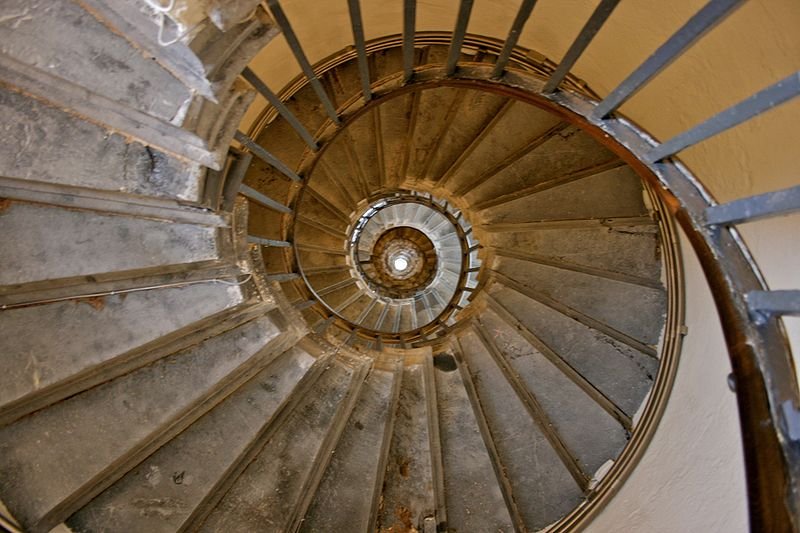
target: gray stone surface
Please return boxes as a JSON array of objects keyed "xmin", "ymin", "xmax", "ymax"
[
  {"xmin": 447, "ymin": 100, "xmax": 561, "ymax": 192},
  {"xmin": 479, "ymin": 310, "xmax": 629, "ymax": 474},
  {"xmin": 0, "ymin": 0, "xmax": 190, "ymax": 122},
  {"xmin": 197, "ymin": 357, "xmax": 360, "ymax": 532},
  {"xmin": 377, "ymin": 364, "xmax": 436, "ymax": 532},
  {"xmin": 0, "ymin": 202, "xmax": 218, "ymax": 286},
  {"xmin": 300, "ymin": 364, "xmax": 400, "ymax": 532},
  {"xmin": 490, "ymin": 223, "xmax": 662, "ymax": 283},
  {"xmin": 0, "ymin": 88, "xmax": 203, "ymax": 201},
  {"xmin": 434, "ymin": 355, "xmax": 514, "ymax": 533},
  {"xmin": 485, "ymin": 165, "xmax": 649, "ymax": 224},
  {"xmin": 423, "ymin": 90, "xmax": 508, "ymax": 182},
  {"xmin": 458, "ymin": 329, "xmax": 584, "ymax": 530},
  {"xmin": 491, "ymin": 286, "xmax": 658, "ymax": 417},
  {"xmin": 406, "ymin": 87, "xmax": 462, "ymax": 180},
  {"xmin": 0, "ymin": 314, "xmax": 282, "ymax": 530},
  {"xmin": 66, "ymin": 346, "xmax": 316, "ymax": 533},
  {"xmin": 495, "ymin": 257, "xmax": 666, "ymax": 346},
  {"xmin": 466, "ymin": 127, "xmax": 617, "ymax": 207},
  {"xmin": 377, "ymin": 93, "xmax": 413, "ymax": 187},
  {"xmin": 0, "ymin": 283, "xmax": 244, "ymax": 413}
]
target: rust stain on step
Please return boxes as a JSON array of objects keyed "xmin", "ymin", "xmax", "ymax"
[{"xmin": 77, "ymin": 296, "xmax": 106, "ymax": 310}]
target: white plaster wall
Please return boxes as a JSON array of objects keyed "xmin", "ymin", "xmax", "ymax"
[{"xmin": 241, "ymin": 1, "xmax": 799, "ymax": 529}]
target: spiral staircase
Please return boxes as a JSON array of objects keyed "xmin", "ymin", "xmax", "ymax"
[{"xmin": 0, "ymin": 1, "xmax": 798, "ymax": 532}]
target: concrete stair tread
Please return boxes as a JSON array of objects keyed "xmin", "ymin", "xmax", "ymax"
[
  {"xmin": 406, "ymin": 87, "xmax": 464, "ymax": 180},
  {"xmin": 446, "ymin": 100, "xmax": 562, "ymax": 193},
  {"xmin": 0, "ymin": 312, "xmax": 287, "ymax": 532},
  {"xmin": 65, "ymin": 343, "xmax": 317, "ymax": 533},
  {"xmin": 424, "ymin": 90, "xmax": 509, "ymax": 183},
  {"xmin": 477, "ymin": 310, "xmax": 630, "ymax": 474},
  {"xmin": 456, "ymin": 329, "xmax": 585, "ymax": 530},
  {"xmin": 196, "ymin": 355, "xmax": 369, "ymax": 532},
  {"xmin": 300, "ymin": 360, "xmax": 402, "ymax": 532},
  {"xmin": 489, "ymin": 285, "xmax": 658, "ymax": 417},
  {"xmin": 0, "ymin": 0, "xmax": 191, "ymax": 123},
  {"xmin": 494, "ymin": 257, "xmax": 666, "ymax": 346},
  {"xmin": 0, "ymin": 87, "xmax": 204, "ymax": 203},
  {"xmin": 434, "ymin": 352, "xmax": 517, "ymax": 533},
  {"xmin": 0, "ymin": 201, "xmax": 219, "ymax": 288},
  {"xmin": 489, "ymin": 222, "xmax": 662, "ymax": 285},
  {"xmin": 0, "ymin": 283, "xmax": 251, "ymax": 426},
  {"xmin": 376, "ymin": 363, "xmax": 439, "ymax": 532},
  {"xmin": 484, "ymin": 165, "xmax": 651, "ymax": 224}
]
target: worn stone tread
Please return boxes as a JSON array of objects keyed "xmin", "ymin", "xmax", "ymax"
[
  {"xmin": 66, "ymin": 345, "xmax": 316, "ymax": 533},
  {"xmin": 0, "ymin": 313, "xmax": 284, "ymax": 532}
]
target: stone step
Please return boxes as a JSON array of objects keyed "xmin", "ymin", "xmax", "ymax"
[
  {"xmin": 406, "ymin": 87, "xmax": 465, "ymax": 181},
  {"xmin": 188, "ymin": 9, "xmax": 278, "ymax": 100},
  {"xmin": 446, "ymin": 101, "xmax": 562, "ymax": 195},
  {"xmin": 476, "ymin": 309, "xmax": 629, "ymax": 476},
  {"xmin": 184, "ymin": 80, "xmax": 256, "ymax": 179},
  {"xmin": 491, "ymin": 259, "xmax": 665, "ymax": 350},
  {"xmin": 424, "ymin": 90, "xmax": 509, "ymax": 183},
  {"xmin": 0, "ymin": 201, "xmax": 219, "ymax": 288},
  {"xmin": 0, "ymin": 311, "xmax": 290, "ymax": 532},
  {"xmin": 66, "ymin": 343, "xmax": 321, "ymax": 533},
  {"xmin": 376, "ymin": 93, "xmax": 413, "ymax": 188},
  {"xmin": 376, "ymin": 361, "xmax": 442, "ymax": 532},
  {"xmin": 196, "ymin": 355, "xmax": 370, "ymax": 532},
  {"xmin": 482, "ymin": 165, "xmax": 651, "ymax": 225},
  {"xmin": 433, "ymin": 351, "xmax": 516, "ymax": 533},
  {"xmin": 487, "ymin": 221, "xmax": 662, "ymax": 286},
  {"xmin": 0, "ymin": 0, "xmax": 191, "ymax": 124},
  {"xmin": 465, "ymin": 128, "xmax": 620, "ymax": 210},
  {"xmin": 75, "ymin": 0, "xmax": 216, "ymax": 100},
  {"xmin": 300, "ymin": 359, "xmax": 403, "ymax": 532},
  {"xmin": 344, "ymin": 110, "xmax": 383, "ymax": 193},
  {"xmin": 0, "ymin": 283, "xmax": 258, "ymax": 427},
  {"xmin": 0, "ymin": 87, "xmax": 204, "ymax": 203},
  {"xmin": 455, "ymin": 328, "xmax": 584, "ymax": 530},
  {"xmin": 487, "ymin": 284, "xmax": 657, "ymax": 418}
]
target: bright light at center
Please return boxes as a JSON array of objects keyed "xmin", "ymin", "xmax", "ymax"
[{"xmin": 393, "ymin": 257, "xmax": 409, "ymax": 271}]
